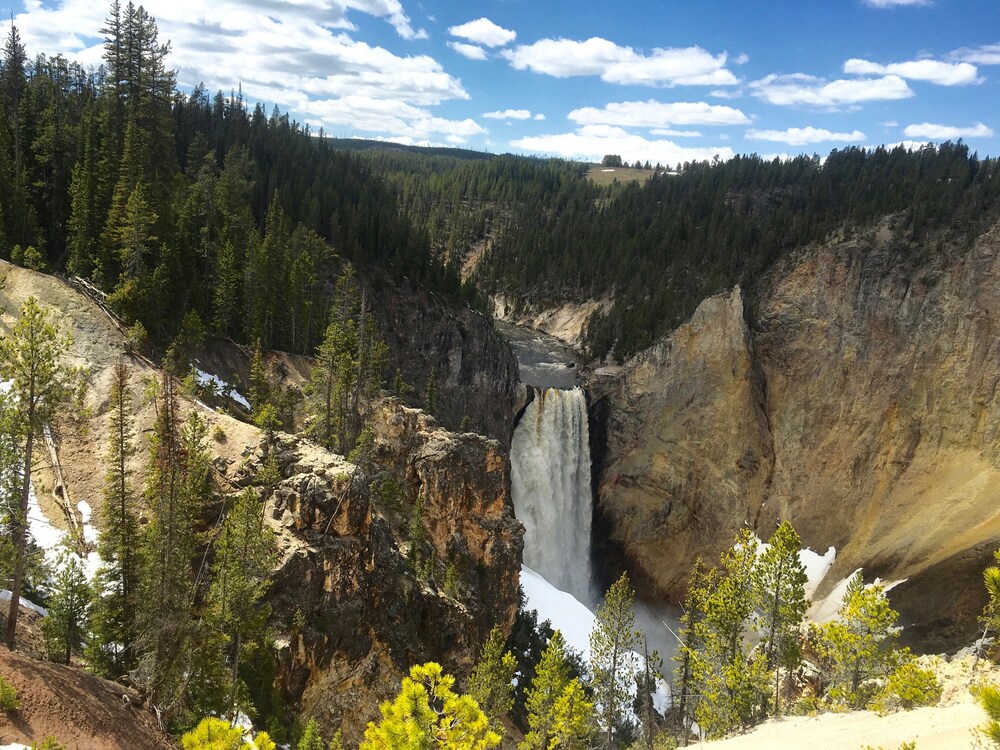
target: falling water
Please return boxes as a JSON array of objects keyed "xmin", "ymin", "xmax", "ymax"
[{"xmin": 510, "ymin": 386, "xmax": 594, "ymax": 605}]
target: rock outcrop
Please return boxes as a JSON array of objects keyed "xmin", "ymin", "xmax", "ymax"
[
  {"xmin": 593, "ymin": 223, "xmax": 1000, "ymax": 650},
  {"xmin": 252, "ymin": 399, "xmax": 522, "ymax": 742},
  {"xmin": 373, "ymin": 279, "xmax": 520, "ymax": 445}
]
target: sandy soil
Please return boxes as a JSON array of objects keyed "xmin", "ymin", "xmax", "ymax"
[
  {"xmin": 688, "ymin": 657, "xmax": 997, "ymax": 750},
  {"xmin": 0, "ymin": 262, "xmax": 262, "ymax": 546},
  {"xmin": 0, "ymin": 647, "xmax": 175, "ymax": 749}
]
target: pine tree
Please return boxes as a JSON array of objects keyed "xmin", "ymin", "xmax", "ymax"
[
  {"xmin": 690, "ymin": 529, "xmax": 769, "ymax": 738},
  {"xmin": 672, "ymin": 560, "xmax": 706, "ymax": 746},
  {"xmin": 360, "ymin": 662, "xmax": 500, "ymax": 750},
  {"xmin": 818, "ymin": 572, "xmax": 903, "ymax": 708},
  {"xmin": 208, "ymin": 488, "xmax": 277, "ymax": 720},
  {"xmin": 468, "ymin": 625, "xmax": 517, "ymax": 729},
  {"xmin": 590, "ymin": 572, "xmax": 640, "ymax": 749},
  {"xmin": 42, "ymin": 550, "xmax": 92, "ymax": 664},
  {"xmin": 635, "ymin": 636, "xmax": 663, "ymax": 750},
  {"xmin": 88, "ymin": 358, "xmax": 142, "ymax": 677},
  {"xmin": 297, "ymin": 718, "xmax": 326, "ymax": 750},
  {"xmin": 521, "ymin": 630, "xmax": 594, "ymax": 750},
  {"xmin": 137, "ymin": 376, "xmax": 207, "ymax": 714},
  {"xmin": 0, "ymin": 298, "xmax": 77, "ymax": 649},
  {"xmin": 753, "ymin": 521, "xmax": 808, "ymax": 715},
  {"xmin": 974, "ymin": 548, "xmax": 1000, "ymax": 672},
  {"xmin": 66, "ymin": 102, "xmax": 102, "ymax": 278}
]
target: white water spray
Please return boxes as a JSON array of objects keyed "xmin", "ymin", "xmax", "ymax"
[{"xmin": 511, "ymin": 387, "xmax": 594, "ymax": 605}]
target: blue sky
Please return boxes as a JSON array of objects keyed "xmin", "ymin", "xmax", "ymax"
[{"xmin": 3, "ymin": 0, "xmax": 999, "ymax": 165}]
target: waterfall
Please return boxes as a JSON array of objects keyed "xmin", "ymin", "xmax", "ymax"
[{"xmin": 511, "ymin": 387, "xmax": 594, "ymax": 605}]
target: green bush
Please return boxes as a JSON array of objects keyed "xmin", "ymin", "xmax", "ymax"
[
  {"xmin": 0, "ymin": 673, "xmax": 19, "ymax": 712},
  {"xmin": 873, "ymin": 660, "xmax": 942, "ymax": 714}
]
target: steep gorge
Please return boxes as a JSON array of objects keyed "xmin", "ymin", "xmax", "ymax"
[{"xmin": 591, "ymin": 221, "xmax": 1000, "ymax": 651}]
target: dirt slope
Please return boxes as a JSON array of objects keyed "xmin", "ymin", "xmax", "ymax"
[{"xmin": 0, "ymin": 647, "xmax": 175, "ymax": 749}]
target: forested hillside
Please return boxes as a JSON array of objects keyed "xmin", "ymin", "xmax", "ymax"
[
  {"xmin": 0, "ymin": 3, "xmax": 468, "ymax": 354},
  {"xmin": 472, "ymin": 146, "xmax": 1000, "ymax": 359},
  {"xmin": 334, "ymin": 137, "xmax": 1000, "ymax": 362}
]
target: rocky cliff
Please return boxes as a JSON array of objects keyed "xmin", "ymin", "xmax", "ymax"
[
  {"xmin": 244, "ymin": 399, "xmax": 522, "ymax": 742},
  {"xmin": 372, "ymin": 278, "xmax": 520, "ymax": 445},
  {"xmin": 593, "ymin": 222, "xmax": 1000, "ymax": 650}
]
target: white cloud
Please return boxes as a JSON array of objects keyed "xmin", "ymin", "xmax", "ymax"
[
  {"xmin": 902, "ymin": 121, "xmax": 994, "ymax": 139},
  {"xmin": 483, "ymin": 109, "xmax": 532, "ymax": 120},
  {"xmin": 511, "ymin": 125, "xmax": 735, "ymax": 166},
  {"xmin": 534, "ymin": 113, "xmax": 546, "ymax": 121},
  {"xmin": 951, "ymin": 43, "xmax": 1000, "ymax": 66},
  {"xmin": 650, "ymin": 128, "xmax": 703, "ymax": 137},
  {"xmin": 862, "ymin": 0, "xmax": 930, "ymax": 6},
  {"xmin": 448, "ymin": 17, "xmax": 516, "ymax": 47},
  {"xmin": 749, "ymin": 73, "xmax": 912, "ymax": 107},
  {"xmin": 844, "ymin": 58, "xmax": 980, "ymax": 86},
  {"xmin": 746, "ymin": 126, "xmax": 866, "ymax": 145},
  {"xmin": 503, "ymin": 38, "xmax": 738, "ymax": 87},
  {"xmin": 569, "ymin": 99, "xmax": 750, "ymax": 128},
  {"xmin": 449, "ymin": 41, "xmax": 487, "ymax": 60},
  {"xmin": 2, "ymin": 0, "xmax": 467, "ymax": 144}
]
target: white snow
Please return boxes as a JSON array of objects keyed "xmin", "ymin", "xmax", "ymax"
[
  {"xmin": 27, "ymin": 481, "xmax": 102, "ymax": 584},
  {"xmin": 194, "ymin": 367, "xmax": 252, "ymax": 410},
  {"xmin": 521, "ymin": 565, "xmax": 596, "ymax": 660},
  {"xmin": 0, "ymin": 589, "xmax": 47, "ymax": 617},
  {"xmin": 78, "ymin": 500, "xmax": 98, "ymax": 544},
  {"xmin": 520, "ymin": 565, "xmax": 672, "ymax": 717},
  {"xmin": 27, "ymin": 483, "xmax": 65, "ymax": 556},
  {"xmin": 800, "ymin": 545, "xmax": 836, "ymax": 600}
]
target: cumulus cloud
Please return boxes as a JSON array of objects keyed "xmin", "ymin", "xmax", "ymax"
[
  {"xmin": 950, "ymin": 42, "xmax": 1000, "ymax": 66},
  {"xmin": 746, "ymin": 126, "xmax": 866, "ymax": 145},
  {"xmin": 569, "ymin": 99, "xmax": 749, "ymax": 128},
  {"xmin": 511, "ymin": 124, "xmax": 735, "ymax": 166},
  {"xmin": 1, "ymin": 0, "xmax": 482, "ymax": 144},
  {"xmin": 749, "ymin": 73, "xmax": 912, "ymax": 107},
  {"xmin": 902, "ymin": 121, "xmax": 994, "ymax": 139},
  {"xmin": 534, "ymin": 113, "xmax": 546, "ymax": 121},
  {"xmin": 449, "ymin": 41, "xmax": 487, "ymax": 60},
  {"xmin": 844, "ymin": 58, "xmax": 980, "ymax": 86},
  {"xmin": 483, "ymin": 109, "xmax": 533, "ymax": 120},
  {"xmin": 503, "ymin": 38, "xmax": 738, "ymax": 87},
  {"xmin": 448, "ymin": 17, "xmax": 516, "ymax": 47}
]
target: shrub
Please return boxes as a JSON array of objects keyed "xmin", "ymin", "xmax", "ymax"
[
  {"xmin": 873, "ymin": 660, "xmax": 942, "ymax": 714},
  {"xmin": 0, "ymin": 673, "xmax": 19, "ymax": 712}
]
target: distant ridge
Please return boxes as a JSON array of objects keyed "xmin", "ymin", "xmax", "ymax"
[{"xmin": 321, "ymin": 137, "xmax": 496, "ymax": 161}]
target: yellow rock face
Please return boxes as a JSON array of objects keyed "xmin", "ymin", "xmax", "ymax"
[{"xmin": 595, "ymin": 225, "xmax": 1000, "ymax": 649}]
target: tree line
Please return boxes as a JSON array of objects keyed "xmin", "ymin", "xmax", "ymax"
[{"xmin": 0, "ymin": 4, "xmax": 469, "ymax": 358}]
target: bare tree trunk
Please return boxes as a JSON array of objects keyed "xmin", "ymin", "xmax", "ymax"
[{"xmin": 6, "ymin": 428, "xmax": 34, "ymax": 649}]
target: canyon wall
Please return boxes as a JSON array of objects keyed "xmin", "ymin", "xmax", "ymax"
[
  {"xmin": 593, "ymin": 224, "xmax": 1000, "ymax": 650},
  {"xmin": 252, "ymin": 401, "xmax": 522, "ymax": 742}
]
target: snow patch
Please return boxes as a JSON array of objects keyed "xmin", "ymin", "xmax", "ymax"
[
  {"xmin": 27, "ymin": 483, "xmax": 65, "ymax": 557},
  {"xmin": 78, "ymin": 500, "xmax": 98, "ymax": 544},
  {"xmin": 520, "ymin": 565, "xmax": 673, "ymax": 716},
  {"xmin": 194, "ymin": 367, "xmax": 251, "ymax": 410},
  {"xmin": 521, "ymin": 565, "xmax": 595, "ymax": 660},
  {"xmin": 800, "ymin": 545, "xmax": 836, "ymax": 600},
  {"xmin": 28, "ymin": 482, "xmax": 102, "ymax": 584},
  {"xmin": 0, "ymin": 589, "xmax": 48, "ymax": 617}
]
